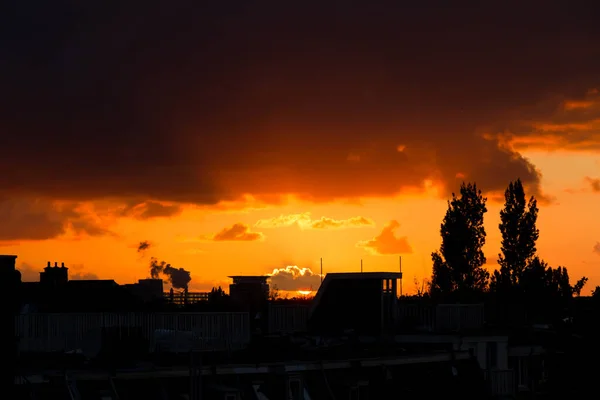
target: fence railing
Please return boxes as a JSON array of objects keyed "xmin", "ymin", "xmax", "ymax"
[
  {"xmin": 268, "ymin": 304, "xmax": 310, "ymax": 334},
  {"xmin": 397, "ymin": 303, "xmax": 485, "ymax": 332},
  {"xmin": 484, "ymin": 369, "xmax": 515, "ymax": 397},
  {"xmin": 16, "ymin": 312, "xmax": 251, "ymax": 354}
]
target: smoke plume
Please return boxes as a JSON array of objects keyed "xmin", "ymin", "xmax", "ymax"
[{"xmin": 149, "ymin": 257, "xmax": 191, "ymax": 290}]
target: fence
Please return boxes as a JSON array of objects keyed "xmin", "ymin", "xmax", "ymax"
[
  {"xmin": 16, "ymin": 312, "xmax": 251, "ymax": 354},
  {"xmin": 268, "ymin": 304, "xmax": 310, "ymax": 334},
  {"xmin": 484, "ymin": 369, "xmax": 516, "ymax": 398},
  {"xmin": 397, "ymin": 303, "xmax": 485, "ymax": 332},
  {"xmin": 436, "ymin": 304, "xmax": 485, "ymax": 332}
]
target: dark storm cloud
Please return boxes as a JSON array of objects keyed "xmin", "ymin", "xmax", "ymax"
[
  {"xmin": 1, "ymin": 1, "xmax": 599, "ymax": 204},
  {"xmin": 0, "ymin": 197, "xmax": 111, "ymax": 241}
]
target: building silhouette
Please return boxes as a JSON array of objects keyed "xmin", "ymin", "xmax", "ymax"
[
  {"xmin": 229, "ymin": 275, "xmax": 269, "ymax": 310},
  {"xmin": 20, "ymin": 261, "xmax": 164, "ymax": 312},
  {"xmin": 11, "ymin": 252, "xmax": 591, "ymax": 399},
  {"xmin": 0, "ymin": 255, "xmax": 20, "ymax": 395}
]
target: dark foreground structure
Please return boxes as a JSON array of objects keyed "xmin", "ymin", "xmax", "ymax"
[
  {"xmin": 12, "ymin": 261, "xmax": 589, "ymax": 399},
  {"xmin": 17, "ymin": 348, "xmax": 486, "ymax": 399}
]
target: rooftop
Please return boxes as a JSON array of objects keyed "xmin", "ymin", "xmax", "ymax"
[
  {"xmin": 0, "ymin": 254, "xmax": 18, "ymax": 259},
  {"xmin": 324, "ymin": 272, "xmax": 403, "ymax": 280},
  {"xmin": 228, "ymin": 275, "xmax": 269, "ymax": 282}
]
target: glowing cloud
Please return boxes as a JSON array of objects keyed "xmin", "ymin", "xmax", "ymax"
[
  {"xmin": 356, "ymin": 220, "xmax": 413, "ymax": 255},
  {"xmin": 255, "ymin": 213, "xmax": 312, "ymax": 228},
  {"xmin": 255, "ymin": 212, "xmax": 374, "ymax": 230},
  {"xmin": 210, "ymin": 223, "xmax": 265, "ymax": 242},
  {"xmin": 269, "ymin": 265, "xmax": 323, "ymax": 291}
]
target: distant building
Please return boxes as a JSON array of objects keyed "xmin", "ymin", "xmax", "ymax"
[
  {"xmin": 123, "ymin": 279, "xmax": 164, "ymax": 303},
  {"xmin": 229, "ymin": 275, "xmax": 269, "ymax": 309},
  {"xmin": 20, "ymin": 261, "xmax": 164, "ymax": 312},
  {"xmin": 164, "ymin": 290, "xmax": 209, "ymax": 306},
  {"xmin": 309, "ymin": 272, "xmax": 402, "ymax": 335},
  {"xmin": 39, "ymin": 261, "xmax": 68, "ymax": 287}
]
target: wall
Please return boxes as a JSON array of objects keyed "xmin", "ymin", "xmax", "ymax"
[
  {"xmin": 309, "ymin": 278, "xmax": 383, "ymax": 334},
  {"xmin": 458, "ymin": 336, "xmax": 509, "ymax": 370}
]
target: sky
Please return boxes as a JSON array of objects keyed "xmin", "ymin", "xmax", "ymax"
[{"xmin": 1, "ymin": 2, "xmax": 600, "ymax": 294}]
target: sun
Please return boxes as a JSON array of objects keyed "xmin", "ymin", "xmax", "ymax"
[{"xmin": 297, "ymin": 290, "xmax": 312, "ymax": 296}]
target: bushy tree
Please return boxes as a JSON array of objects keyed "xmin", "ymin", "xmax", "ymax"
[
  {"xmin": 208, "ymin": 286, "xmax": 228, "ymax": 302},
  {"xmin": 520, "ymin": 257, "xmax": 572, "ymax": 299},
  {"xmin": 491, "ymin": 179, "xmax": 539, "ymax": 292},
  {"xmin": 430, "ymin": 182, "xmax": 489, "ymax": 299},
  {"xmin": 518, "ymin": 256, "xmax": 589, "ymax": 321}
]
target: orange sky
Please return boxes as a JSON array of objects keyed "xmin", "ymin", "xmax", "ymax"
[
  {"xmin": 6, "ymin": 146, "xmax": 600, "ymax": 295},
  {"xmin": 1, "ymin": 4, "xmax": 600, "ymax": 295}
]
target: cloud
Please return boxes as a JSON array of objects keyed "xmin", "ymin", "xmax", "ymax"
[
  {"xmin": 118, "ymin": 201, "xmax": 183, "ymax": 220},
  {"xmin": 255, "ymin": 212, "xmax": 374, "ymax": 229},
  {"xmin": 65, "ymin": 263, "xmax": 99, "ymax": 280},
  {"xmin": 311, "ymin": 216, "xmax": 374, "ymax": 229},
  {"xmin": 255, "ymin": 213, "xmax": 312, "ymax": 228},
  {"xmin": 209, "ymin": 223, "xmax": 265, "ymax": 242},
  {"xmin": 357, "ymin": 220, "xmax": 413, "ymax": 255},
  {"xmin": 485, "ymin": 90, "xmax": 600, "ymax": 153},
  {"xmin": 17, "ymin": 263, "xmax": 40, "ymax": 282},
  {"xmin": 137, "ymin": 240, "xmax": 151, "ymax": 253},
  {"xmin": 3, "ymin": 3, "xmax": 598, "ymax": 205},
  {"xmin": 585, "ymin": 177, "xmax": 600, "ymax": 192},
  {"xmin": 269, "ymin": 266, "xmax": 322, "ymax": 291},
  {"xmin": 69, "ymin": 271, "xmax": 100, "ymax": 280},
  {"xmin": 594, "ymin": 242, "xmax": 600, "ymax": 256},
  {"xmin": 0, "ymin": 197, "xmax": 112, "ymax": 242}
]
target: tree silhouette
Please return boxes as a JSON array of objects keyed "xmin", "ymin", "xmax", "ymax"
[
  {"xmin": 573, "ymin": 277, "xmax": 588, "ymax": 297},
  {"xmin": 491, "ymin": 179, "xmax": 539, "ymax": 293},
  {"xmin": 208, "ymin": 286, "xmax": 228, "ymax": 302},
  {"xmin": 518, "ymin": 256, "xmax": 588, "ymax": 321},
  {"xmin": 268, "ymin": 284, "xmax": 281, "ymax": 301},
  {"xmin": 430, "ymin": 182, "xmax": 489, "ymax": 299}
]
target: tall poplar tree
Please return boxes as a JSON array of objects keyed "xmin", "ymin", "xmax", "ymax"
[
  {"xmin": 430, "ymin": 182, "xmax": 489, "ymax": 298},
  {"xmin": 492, "ymin": 179, "xmax": 539, "ymax": 292}
]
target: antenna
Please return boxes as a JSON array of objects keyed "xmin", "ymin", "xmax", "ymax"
[
  {"xmin": 320, "ymin": 258, "xmax": 323, "ymax": 284},
  {"xmin": 360, "ymin": 259, "xmax": 363, "ymax": 273},
  {"xmin": 399, "ymin": 256, "xmax": 403, "ymax": 297}
]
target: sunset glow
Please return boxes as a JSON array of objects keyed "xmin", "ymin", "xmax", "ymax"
[{"xmin": 1, "ymin": 3, "xmax": 599, "ymax": 296}]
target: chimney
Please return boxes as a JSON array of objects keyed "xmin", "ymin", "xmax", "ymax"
[
  {"xmin": 54, "ymin": 262, "xmax": 58, "ymax": 267},
  {"xmin": 47, "ymin": 261, "xmax": 51, "ymax": 267},
  {"xmin": 61, "ymin": 262, "xmax": 65, "ymax": 268}
]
